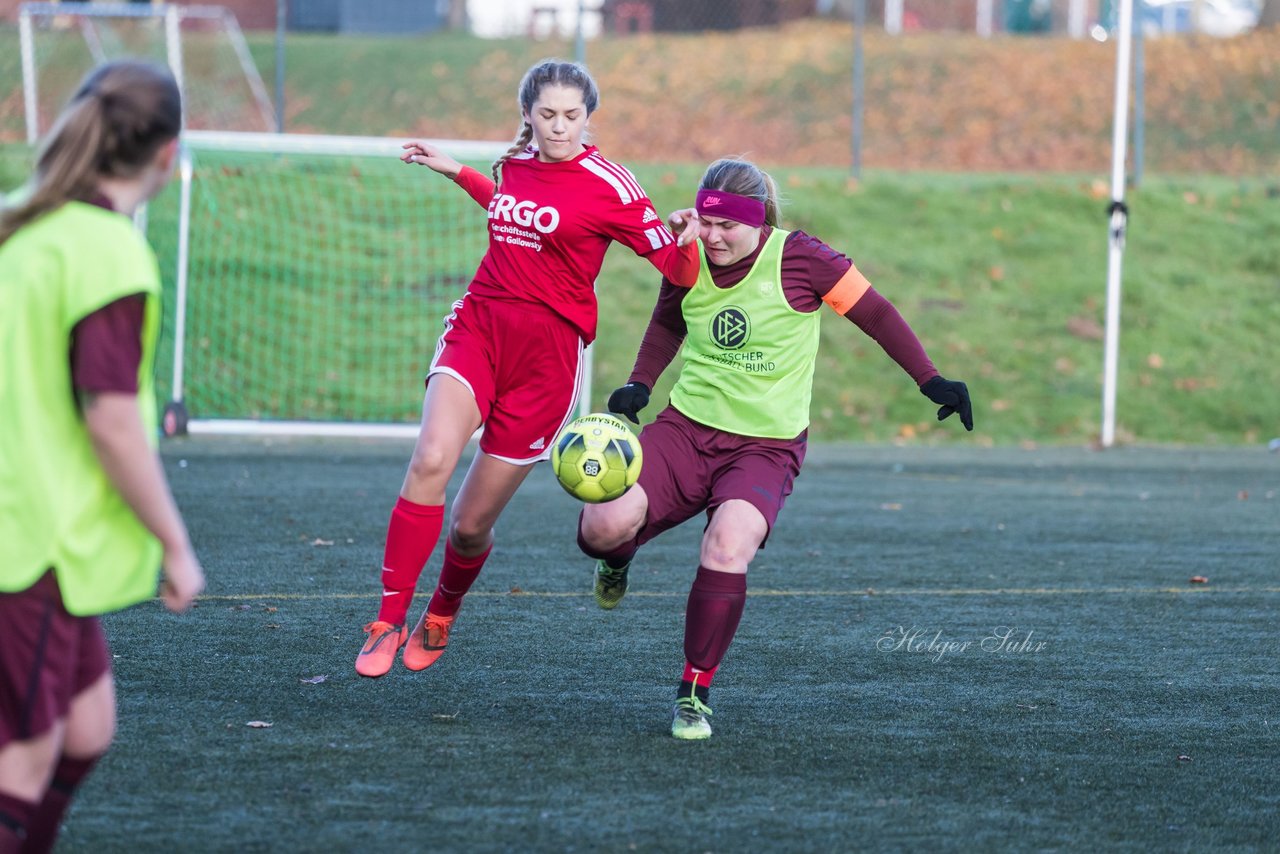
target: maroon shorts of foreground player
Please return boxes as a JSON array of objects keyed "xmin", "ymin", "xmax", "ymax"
[
  {"xmin": 428, "ymin": 294, "xmax": 584, "ymax": 465},
  {"xmin": 633, "ymin": 406, "xmax": 807, "ymax": 548},
  {"xmin": 0, "ymin": 570, "xmax": 111, "ymax": 748}
]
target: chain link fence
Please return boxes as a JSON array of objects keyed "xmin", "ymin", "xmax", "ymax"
[
  {"xmin": 486, "ymin": 0, "xmax": 1102, "ymax": 40},
  {"xmin": 478, "ymin": 0, "xmax": 1262, "ymax": 41},
  {"xmin": 1, "ymin": 1, "xmax": 1275, "ymax": 174}
]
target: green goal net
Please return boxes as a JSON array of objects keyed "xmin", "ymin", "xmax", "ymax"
[
  {"xmin": 154, "ymin": 131, "xmax": 522, "ymax": 436},
  {"xmin": 18, "ymin": 2, "xmax": 276, "ymax": 141}
]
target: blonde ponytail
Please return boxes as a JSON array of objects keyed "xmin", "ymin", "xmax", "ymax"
[{"xmin": 0, "ymin": 60, "xmax": 180, "ymax": 246}]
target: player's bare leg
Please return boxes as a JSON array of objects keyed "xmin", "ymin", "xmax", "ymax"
[
  {"xmin": 403, "ymin": 452, "xmax": 535, "ymax": 670},
  {"xmin": 401, "ymin": 376, "xmax": 483, "ymax": 504},
  {"xmin": 357, "ymin": 377, "xmax": 479, "ymax": 677},
  {"xmin": 580, "ymin": 484, "xmax": 648, "ymax": 609},
  {"xmin": 16, "ymin": 675, "xmax": 115, "ymax": 851}
]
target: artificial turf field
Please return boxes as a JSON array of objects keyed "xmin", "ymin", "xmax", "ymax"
[{"xmin": 63, "ymin": 437, "xmax": 1277, "ymax": 851}]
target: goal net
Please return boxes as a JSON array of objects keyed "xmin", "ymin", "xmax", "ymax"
[
  {"xmin": 18, "ymin": 2, "xmax": 276, "ymax": 142},
  {"xmin": 151, "ymin": 131, "xmax": 591, "ymax": 438}
]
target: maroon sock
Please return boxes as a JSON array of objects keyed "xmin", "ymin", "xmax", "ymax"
[
  {"xmin": 576, "ymin": 510, "xmax": 638, "ymax": 568},
  {"xmin": 0, "ymin": 791, "xmax": 36, "ymax": 854},
  {"xmin": 426, "ymin": 540, "xmax": 491, "ymax": 618},
  {"xmin": 682, "ymin": 566, "xmax": 747, "ymax": 673},
  {"xmin": 376, "ymin": 497, "xmax": 444, "ymax": 625},
  {"xmin": 22, "ymin": 755, "xmax": 98, "ymax": 854}
]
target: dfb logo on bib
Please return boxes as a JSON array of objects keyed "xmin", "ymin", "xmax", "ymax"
[
  {"xmin": 488, "ymin": 194, "xmax": 561, "ymax": 234},
  {"xmin": 710, "ymin": 306, "xmax": 750, "ymax": 350}
]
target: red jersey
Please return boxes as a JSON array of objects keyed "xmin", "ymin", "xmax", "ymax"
[{"xmin": 451, "ymin": 146, "xmax": 697, "ymax": 343}]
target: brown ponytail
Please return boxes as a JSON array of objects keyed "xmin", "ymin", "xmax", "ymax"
[
  {"xmin": 698, "ymin": 158, "xmax": 782, "ymax": 228},
  {"xmin": 490, "ymin": 58, "xmax": 600, "ymax": 186},
  {"xmin": 0, "ymin": 60, "xmax": 181, "ymax": 246}
]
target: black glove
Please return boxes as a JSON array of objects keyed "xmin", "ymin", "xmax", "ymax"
[
  {"xmin": 607, "ymin": 382, "xmax": 650, "ymax": 425},
  {"xmin": 920, "ymin": 376, "xmax": 973, "ymax": 431}
]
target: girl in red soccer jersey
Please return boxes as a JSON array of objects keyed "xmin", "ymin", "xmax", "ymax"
[
  {"xmin": 576, "ymin": 157, "xmax": 974, "ymax": 739},
  {"xmin": 354, "ymin": 59, "xmax": 700, "ymax": 677},
  {"xmin": 0, "ymin": 61, "xmax": 205, "ymax": 850}
]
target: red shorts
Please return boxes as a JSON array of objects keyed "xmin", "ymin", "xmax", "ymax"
[
  {"xmin": 634, "ymin": 406, "xmax": 807, "ymax": 549},
  {"xmin": 0, "ymin": 569, "xmax": 111, "ymax": 748},
  {"xmin": 429, "ymin": 294, "xmax": 584, "ymax": 465}
]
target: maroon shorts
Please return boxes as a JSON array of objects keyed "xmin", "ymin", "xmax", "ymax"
[
  {"xmin": 633, "ymin": 406, "xmax": 807, "ymax": 548},
  {"xmin": 429, "ymin": 294, "xmax": 584, "ymax": 465},
  {"xmin": 0, "ymin": 569, "xmax": 111, "ymax": 748}
]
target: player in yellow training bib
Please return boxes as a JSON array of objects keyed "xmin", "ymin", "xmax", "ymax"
[
  {"xmin": 0, "ymin": 61, "xmax": 204, "ymax": 849},
  {"xmin": 576, "ymin": 157, "xmax": 974, "ymax": 740}
]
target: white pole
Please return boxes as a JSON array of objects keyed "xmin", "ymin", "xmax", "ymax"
[
  {"xmin": 1100, "ymin": 0, "xmax": 1134, "ymax": 448},
  {"xmin": 581, "ymin": 343, "xmax": 594, "ymax": 419},
  {"xmin": 885, "ymin": 0, "xmax": 904, "ymax": 34},
  {"xmin": 164, "ymin": 5, "xmax": 186, "ymax": 107},
  {"xmin": 1068, "ymin": 0, "xmax": 1087, "ymax": 38},
  {"xmin": 977, "ymin": 0, "xmax": 994, "ymax": 37},
  {"xmin": 221, "ymin": 9, "xmax": 279, "ymax": 132},
  {"xmin": 19, "ymin": 8, "xmax": 38, "ymax": 145},
  {"xmin": 172, "ymin": 146, "xmax": 194, "ymax": 404},
  {"xmin": 79, "ymin": 16, "xmax": 107, "ymax": 64}
]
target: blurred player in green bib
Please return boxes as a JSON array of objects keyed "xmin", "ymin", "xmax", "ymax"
[
  {"xmin": 577, "ymin": 158, "xmax": 973, "ymax": 739},
  {"xmin": 0, "ymin": 61, "xmax": 205, "ymax": 850}
]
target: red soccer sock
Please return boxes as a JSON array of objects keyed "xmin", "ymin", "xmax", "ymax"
[
  {"xmin": 427, "ymin": 540, "xmax": 492, "ymax": 618},
  {"xmin": 22, "ymin": 754, "xmax": 98, "ymax": 853},
  {"xmin": 682, "ymin": 661, "xmax": 719, "ymax": 689},
  {"xmin": 682, "ymin": 565, "xmax": 747, "ymax": 674},
  {"xmin": 0, "ymin": 791, "xmax": 36, "ymax": 854},
  {"xmin": 376, "ymin": 497, "xmax": 444, "ymax": 626}
]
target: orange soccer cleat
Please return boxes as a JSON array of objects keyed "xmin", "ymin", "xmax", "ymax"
[
  {"xmin": 355, "ymin": 621, "xmax": 408, "ymax": 678},
  {"xmin": 402, "ymin": 608, "xmax": 457, "ymax": 671}
]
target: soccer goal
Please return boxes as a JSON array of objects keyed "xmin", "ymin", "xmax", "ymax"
[
  {"xmin": 18, "ymin": 2, "xmax": 276, "ymax": 143},
  {"xmin": 157, "ymin": 131, "xmax": 596, "ymax": 438}
]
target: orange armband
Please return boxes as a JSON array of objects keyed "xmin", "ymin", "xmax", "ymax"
[{"xmin": 822, "ymin": 264, "xmax": 872, "ymax": 315}]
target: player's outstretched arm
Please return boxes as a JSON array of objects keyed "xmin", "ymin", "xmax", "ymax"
[
  {"xmin": 400, "ymin": 140, "xmax": 463, "ymax": 178},
  {"xmin": 401, "ymin": 140, "xmax": 495, "ymax": 207},
  {"xmin": 83, "ymin": 391, "xmax": 206, "ymax": 611}
]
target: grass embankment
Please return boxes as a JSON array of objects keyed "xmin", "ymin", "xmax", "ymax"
[
  {"xmin": 238, "ymin": 22, "xmax": 1280, "ymax": 175},
  {"xmin": 4, "ymin": 21, "xmax": 1279, "ymax": 173},
  {"xmin": 1, "ymin": 22, "xmax": 1276, "ymax": 445},
  {"xmin": 607, "ymin": 167, "xmax": 1280, "ymax": 446}
]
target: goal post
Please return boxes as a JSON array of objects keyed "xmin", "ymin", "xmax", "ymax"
[
  {"xmin": 156, "ymin": 131, "xmax": 595, "ymax": 438},
  {"xmin": 18, "ymin": 1, "xmax": 277, "ymax": 143}
]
